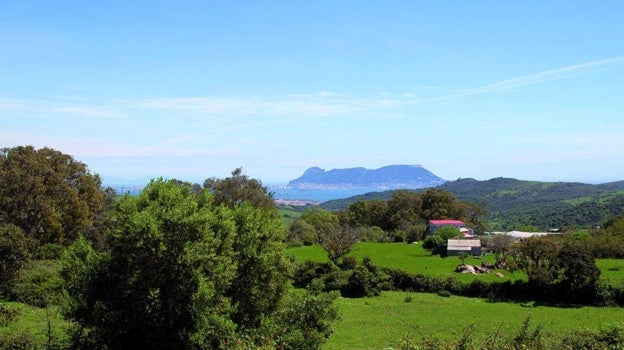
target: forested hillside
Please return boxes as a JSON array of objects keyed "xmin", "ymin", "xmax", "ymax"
[{"xmin": 320, "ymin": 177, "xmax": 624, "ymax": 230}]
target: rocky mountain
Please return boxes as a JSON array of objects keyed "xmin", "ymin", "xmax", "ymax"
[{"xmin": 287, "ymin": 165, "xmax": 445, "ymax": 190}]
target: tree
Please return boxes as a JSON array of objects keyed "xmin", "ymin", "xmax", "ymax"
[
  {"xmin": 420, "ymin": 189, "xmax": 466, "ymax": 222},
  {"xmin": 318, "ymin": 224, "xmax": 360, "ymax": 267},
  {"xmin": 508, "ymin": 236, "xmax": 562, "ymax": 287},
  {"xmin": 299, "ymin": 207, "xmax": 340, "ymax": 244},
  {"xmin": 387, "ymin": 190, "xmax": 422, "ymax": 232},
  {"xmin": 61, "ymin": 179, "xmax": 337, "ymax": 349},
  {"xmin": 422, "ymin": 226, "xmax": 462, "ymax": 256},
  {"xmin": 204, "ymin": 167, "xmax": 275, "ymax": 209},
  {"xmin": 287, "ymin": 219, "xmax": 317, "ymax": 246},
  {"xmin": 299, "ymin": 207, "xmax": 359, "ymax": 266},
  {"xmin": 556, "ymin": 242, "xmax": 600, "ymax": 302},
  {"xmin": 464, "ymin": 202, "xmax": 489, "ymax": 235},
  {"xmin": 485, "ymin": 234, "xmax": 516, "ymax": 260},
  {"xmin": 0, "ymin": 146, "xmax": 106, "ymax": 246}
]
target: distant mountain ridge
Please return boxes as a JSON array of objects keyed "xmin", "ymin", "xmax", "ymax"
[
  {"xmin": 319, "ymin": 177, "xmax": 624, "ymax": 230},
  {"xmin": 287, "ymin": 165, "xmax": 445, "ymax": 190}
]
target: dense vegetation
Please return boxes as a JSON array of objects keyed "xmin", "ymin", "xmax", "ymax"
[
  {"xmin": 0, "ymin": 147, "xmax": 338, "ymax": 349},
  {"xmin": 319, "ymin": 177, "xmax": 624, "ymax": 230},
  {"xmin": 2, "ymin": 145, "xmax": 624, "ymax": 349}
]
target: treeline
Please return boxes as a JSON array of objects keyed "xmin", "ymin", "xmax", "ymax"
[
  {"xmin": 287, "ymin": 189, "xmax": 489, "ymax": 248},
  {"xmin": 0, "ymin": 146, "xmax": 338, "ymax": 350},
  {"xmin": 318, "ymin": 177, "xmax": 624, "ymax": 231}
]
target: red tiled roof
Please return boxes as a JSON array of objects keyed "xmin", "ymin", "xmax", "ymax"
[{"xmin": 429, "ymin": 219, "xmax": 465, "ymax": 226}]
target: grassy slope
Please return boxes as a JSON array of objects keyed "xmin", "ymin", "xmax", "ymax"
[
  {"xmin": 287, "ymin": 242, "xmax": 624, "ymax": 284},
  {"xmin": 0, "ymin": 301, "xmax": 68, "ymax": 344},
  {"xmin": 279, "ymin": 208, "xmax": 301, "ymax": 231},
  {"xmin": 325, "ymin": 291, "xmax": 624, "ymax": 350},
  {"xmin": 286, "ymin": 242, "xmax": 525, "ymax": 283}
]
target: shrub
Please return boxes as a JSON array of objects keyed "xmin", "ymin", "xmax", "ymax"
[
  {"xmin": 293, "ymin": 261, "xmax": 337, "ymax": 288},
  {"xmin": 0, "ymin": 224, "xmax": 31, "ymax": 292},
  {"xmin": 422, "ymin": 235, "xmax": 443, "ymax": 250},
  {"xmin": 0, "ymin": 303, "xmax": 20, "ymax": 327},
  {"xmin": 9, "ymin": 260, "xmax": 63, "ymax": 307},
  {"xmin": 34, "ymin": 243, "xmax": 64, "ymax": 260},
  {"xmin": 436, "ymin": 289, "xmax": 451, "ymax": 298},
  {"xmin": 341, "ymin": 258, "xmax": 391, "ymax": 298},
  {"xmin": 0, "ymin": 332, "xmax": 41, "ymax": 350}
]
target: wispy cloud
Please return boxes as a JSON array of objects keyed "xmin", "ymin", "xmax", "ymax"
[
  {"xmin": 436, "ymin": 56, "xmax": 624, "ymax": 101},
  {"xmin": 0, "ymin": 97, "xmax": 124, "ymax": 118},
  {"xmin": 132, "ymin": 92, "xmax": 417, "ymax": 119}
]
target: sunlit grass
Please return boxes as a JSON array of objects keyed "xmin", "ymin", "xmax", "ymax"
[{"xmin": 325, "ymin": 291, "xmax": 624, "ymax": 350}]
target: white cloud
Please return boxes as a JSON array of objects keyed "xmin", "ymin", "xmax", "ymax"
[{"xmin": 433, "ymin": 56, "xmax": 624, "ymax": 101}]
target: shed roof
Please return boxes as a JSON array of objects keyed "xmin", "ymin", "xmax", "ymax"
[
  {"xmin": 429, "ymin": 219, "xmax": 465, "ymax": 226},
  {"xmin": 447, "ymin": 239, "xmax": 481, "ymax": 248}
]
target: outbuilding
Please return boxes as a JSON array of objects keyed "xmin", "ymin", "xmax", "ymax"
[{"xmin": 447, "ymin": 239, "xmax": 481, "ymax": 256}]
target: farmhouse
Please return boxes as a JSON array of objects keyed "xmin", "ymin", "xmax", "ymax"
[
  {"xmin": 447, "ymin": 239, "xmax": 481, "ymax": 256},
  {"xmin": 428, "ymin": 219, "xmax": 474, "ymax": 237}
]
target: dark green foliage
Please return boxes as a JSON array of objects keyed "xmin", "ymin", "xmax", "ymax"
[
  {"xmin": 61, "ymin": 178, "xmax": 337, "ymax": 349},
  {"xmin": 0, "ymin": 303, "xmax": 20, "ymax": 327},
  {"xmin": 322, "ymin": 177, "xmax": 624, "ymax": 231},
  {"xmin": 0, "ymin": 332, "xmax": 40, "ymax": 350},
  {"xmin": 204, "ymin": 167, "xmax": 275, "ymax": 209},
  {"xmin": 287, "ymin": 219, "xmax": 317, "ymax": 246},
  {"xmin": 276, "ymin": 287, "xmax": 339, "ymax": 350},
  {"xmin": 293, "ymin": 261, "xmax": 338, "ymax": 288},
  {"xmin": 0, "ymin": 146, "xmax": 107, "ymax": 246},
  {"xmin": 556, "ymin": 243, "xmax": 601, "ymax": 303},
  {"xmin": 422, "ymin": 235, "xmax": 444, "ymax": 250},
  {"xmin": 10, "ymin": 260, "xmax": 63, "ymax": 308},
  {"xmin": 33, "ymin": 244, "xmax": 65, "ymax": 260},
  {"xmin": 0, "ymin": 224, "xmax": 30, "ymax": 291},
  {"xmin": 228, "ymin": 203, "xmax": 292, "ymax": 329},
  {"xmin": 341, "ymin": 258, "xmax": 390, "ymax": 298}
]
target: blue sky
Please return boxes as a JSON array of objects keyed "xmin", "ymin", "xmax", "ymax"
[{"xmin": 1, "ymin": 1, "xmax": 623, "ymax": 184}]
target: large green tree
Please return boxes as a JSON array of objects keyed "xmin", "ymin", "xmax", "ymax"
[
  {"xmin": 61, "ymin": 179, "xmax": 337, "ymax": 349},
  {"xmin": 0, "ymin": 146, "xmax": 106, "ymax": 245},
  {"xmin": 204, "ymin": 167, "xmax": 275, "ymax": 209}
]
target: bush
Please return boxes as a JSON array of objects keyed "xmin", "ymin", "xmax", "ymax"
[
  {"xmin": 341, "ymin": 258, "xmax": 390, "ymax": 298},
  {"xmin": 9, "ymin": 261, "xmax": 63, "ymax": 307},
  {"xmin": 0, "ymin": 332, "xmax": 41, "ymax": 350},
  {"xmin": 0, "ymin": 224, "xmax": 31, "ymax": 292},
  {"xmin": 422, "ymin": 235, "xmax": 443, "ymax": 250},
  {"xmin": 34, "ymin": 243, "xmax": 64, "ymax": 260},
  {"xmin": 436, "ymin": 289, "xmax": 451, "ymax": 298},
  {"xmin": 0, "ymin": 303, "xmax": 20, "ymax": 327},
  {"xmin": 293, "ymin": 261, "xmax": 337, "ymax": 288}
]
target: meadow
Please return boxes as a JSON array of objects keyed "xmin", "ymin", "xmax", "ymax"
[
  {"xmin": 325, "ymin": 291, "xmax": 624, "ymax": 349},
  {"xmin": 286, "ymin": 242, "xmax": 526, "ymax": 283},
  {"xmin": 287, "ymin": 242, "xmax": 624, "ymax": 349},
  {"xmin": 0, "ymin": 301, "xmax": 68, "ymax": 346},
  {"xmin": 287, "ymin": 242, "xmax": 624, "ymax": 284}
]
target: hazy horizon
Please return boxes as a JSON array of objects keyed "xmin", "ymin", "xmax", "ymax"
[{"xmin": 2, "ymin": 1, "xmax": 623, "ymax": 184}]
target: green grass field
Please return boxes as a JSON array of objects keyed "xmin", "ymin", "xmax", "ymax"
[
  {"xmin": 287, "ymin": 242, "xmax": 624, "ymax": 284},
  {"xmin": 279, "ymin": 208, "xmax": 301, "ymax": 230},
  {"xmin": 596, "ymin": 258, "xmax": 624, "ymax": 284},
  {"xmin": 286, "ymin": 242, "xmax": 526, "ymax": 283},
  {"xmin": 325, "ymin": 291, "xmax": 624, "ymax": 349},
  {"xmin": 0, "ymin": 301, "xmax": 68, "ymax": 345}
]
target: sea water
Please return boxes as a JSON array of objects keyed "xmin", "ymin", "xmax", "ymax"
[{"xmin": 269, "ymin": 186, "xmax": 385, "ymax": 203}]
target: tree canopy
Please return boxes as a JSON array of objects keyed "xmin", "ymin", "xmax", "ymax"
[
  {"xmin": 0, "ymin": 146, "xmax": 107, "ymax": 245},
  {"xmin": 61, "ymin": 178, "xmax": 337, "ymax": 349}
]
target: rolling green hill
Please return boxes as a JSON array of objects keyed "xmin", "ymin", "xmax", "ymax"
[{"xmin": 319, "ymin": 178, "xmax": 624, "ymax": 230}]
